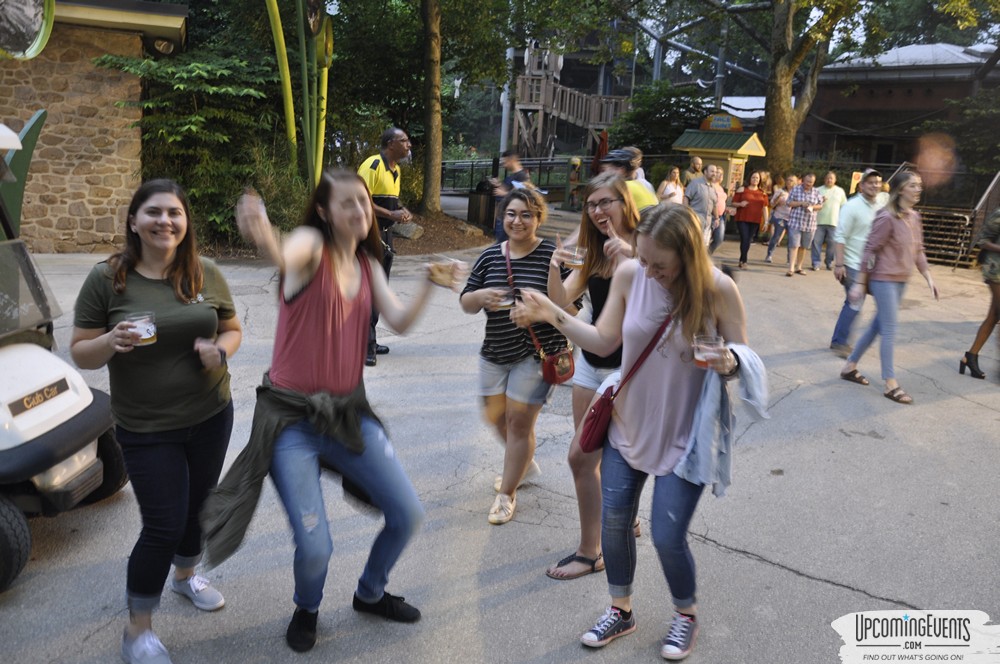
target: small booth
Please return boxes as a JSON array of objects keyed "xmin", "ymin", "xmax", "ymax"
[{"xmin": 672, "ymin": 114, "xmax": 766, "ymax": 196}]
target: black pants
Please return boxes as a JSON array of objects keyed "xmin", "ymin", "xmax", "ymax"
[
  {"xmin": 369, "ymin": 218, "xmax": 395, "ymax": 353},
  {"xmin": 117, "ymin": 401, "xmax": 233, "ymax": 611},
  {"xmin": 737, "ymin": 221, "xmax": 757, "ymax": 264}
]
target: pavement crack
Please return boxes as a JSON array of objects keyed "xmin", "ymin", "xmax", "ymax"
[{"xmin": 691, "ymin": 532, "xmax": 920, "ymax": 610}]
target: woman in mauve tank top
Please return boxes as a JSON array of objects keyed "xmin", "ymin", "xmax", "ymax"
[
  {"xmin": 234, "ymin": 170, "xmax": 457, "ymax": 654},
  {"xmin": 513, "ymin": 203, "xmax": 749, "ymax": 660}
]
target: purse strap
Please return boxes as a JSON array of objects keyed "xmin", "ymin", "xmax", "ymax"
[
  {"xmin": 611, "ymin": 312, "xmax": 672, "ymax": 400},
  {"xmin": 504, "ymin": 240, "xmax": 551, "ymax": 358}
]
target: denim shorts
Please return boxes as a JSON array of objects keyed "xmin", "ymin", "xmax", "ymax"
[
  {"xmin": 787, "ymin": 228, "xmax": 815, "ymax": 249},
  {"xmin": 573, "ymin": 352, "xmax": 619, "ymax": 392},
  {"xmin": 478, "ymin": 355, "xmax": 553, "ymax": 405}
]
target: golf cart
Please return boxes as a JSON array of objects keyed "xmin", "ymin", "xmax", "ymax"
[{"xmin": 0, "ymin": 122, "xmax": 127, "ymax": 592}]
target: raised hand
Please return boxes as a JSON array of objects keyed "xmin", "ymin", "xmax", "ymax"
[{"xmin": 603, "ymin": 222, "xmax": 632, "ymax": 259}]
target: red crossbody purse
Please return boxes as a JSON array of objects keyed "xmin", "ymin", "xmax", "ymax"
[
  {"xmin": 504, "ymin": 241, "xmax": 575, "ymax": 385},
  {"xmin": 578, "ymin": 313, "xmax": 673, "ymax": 453}
]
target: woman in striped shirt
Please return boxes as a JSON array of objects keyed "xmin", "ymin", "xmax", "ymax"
[{"xmin": 461, "ymin": 188, "xmax": 571, "ymax": 525}]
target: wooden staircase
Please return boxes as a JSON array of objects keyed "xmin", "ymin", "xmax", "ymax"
[{"xmin": 514, "ymin": 75, "xmax": 630, "ymax": 157}]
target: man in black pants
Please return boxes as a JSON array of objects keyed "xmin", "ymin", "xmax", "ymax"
[{"xmin": 358, "ymin": 127, "xmax": 413, "ymax": 366}]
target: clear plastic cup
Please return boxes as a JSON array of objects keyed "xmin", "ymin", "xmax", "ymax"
[
  {"xmin": 565, "ymin": 246, "xmax": 587, "ymax": 270},
  {"xmin": 693, "ymin": 334, "xmax": 723, "ymax": 369},
  {"xmin": 126, "ymin": 311, "xmax": 157, "ymax": 346}
]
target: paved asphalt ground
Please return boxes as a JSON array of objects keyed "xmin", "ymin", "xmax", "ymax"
[{"xmin": 2, "ymin": 198, "xmax": 999, "ymax": 664}]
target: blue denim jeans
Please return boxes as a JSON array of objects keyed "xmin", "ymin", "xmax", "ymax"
[
  {"xmin": 118, "ymin": 401, "xmax": 233, "ymax": 613},
  {"xmin": 831, "ymin": 266, "xmax": 864, "ymax": 347},
  {"xmin": 766, "ymin": 218, "xmax": 788, "ymax": 261},
  {"xmin": 847, "ymin": 279, "xmax": 906, "ymax": 380},
  {"xmin": 736, "ymin": 220, "xmax": 756, "ymax": 263},
  {"xmin": 811, "ymin": 225, "xmax": 836, "ymax": 268},
  {"xmin": 600, "ymin": 444, "xmax": 704, "ymax": 607},
  {"xmin": 270, "ymin": 416, "xmax": 424, "ymax": 612},
  {"xmin": 708, "ymin": 216, "xmax": 726, "ymax": 255}
]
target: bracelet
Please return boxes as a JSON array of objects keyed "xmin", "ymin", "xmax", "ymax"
[
  {"xmin": 217, "ymin": 347, "xmax": 227, "ymax": 365},
  {"xmin": 721, "ymin": 350, "xmax": 740, "ymax": 378},
  {"xmin": 834, "ymin": 264, "xmax": 844, "ymax": 268}
]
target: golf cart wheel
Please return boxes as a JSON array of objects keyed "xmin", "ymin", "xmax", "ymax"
[
  {"xmin": 0, "ymin": 494, "xmax": 31, "ymax": 592},
  {"xmin": 80, "ymin": 429, "xmax": 128, "ymax": 504}
]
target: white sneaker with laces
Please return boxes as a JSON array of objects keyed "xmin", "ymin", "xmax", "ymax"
[
  {"xmin": 487, "ymin": 493, "xmax": 516, "ymax": 524},
  {"xmin": 121, "ymin": 629, "xmax": 173, "ymax": 664},
  {"xmin": 493, "ymin": 458, "xmax": 541, "ymax": 493},
  {"xmin": 170, "ymin": 574, "xmax": 225, "ymax": 611}
]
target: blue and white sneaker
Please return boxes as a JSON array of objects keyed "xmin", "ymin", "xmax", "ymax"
[
  {"xmin": 580, "ymin": 606, "xmax": 636, "ymax": 648},
  {"xmin": 660, "ymin": 612, "xmax": 698, "ymax": 660},
  {"xmin": 170, "ymin": 574, "xmax": 225, "ymax": 611}
]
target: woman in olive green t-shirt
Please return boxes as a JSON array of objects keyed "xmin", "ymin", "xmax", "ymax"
[{"xmin": 71, "ymin": 179, "xmax": 242, "ymax": 664}]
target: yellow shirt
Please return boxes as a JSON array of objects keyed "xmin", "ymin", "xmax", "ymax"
[
  {"xmin": 627, "ymin": 180, "xmax": 658, "ymax": 210},
  {"xmin": 358, "ymin": 154, "xmax": 401, "ymax": 198}
]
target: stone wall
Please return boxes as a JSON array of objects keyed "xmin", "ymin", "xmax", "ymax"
[{"xmin": 0, "ymin": 24, "xmax": 142, "ymax": 253}]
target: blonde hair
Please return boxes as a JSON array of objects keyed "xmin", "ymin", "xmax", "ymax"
[
  {"xmin": 636, "ymin": 203, "xmax": 717, "ymax": 343},
  {"xmin": 578, "ymin": 172, "xmax": 639, "ymax": 279},
  {"xmin": 886, "ymin": 170, "xmax": 920, "ymax": 216}
]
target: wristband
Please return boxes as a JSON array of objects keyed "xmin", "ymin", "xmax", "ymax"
[
  {"xmin": 834, "ymin": 264, "xmax": 844, "ymax": 268},
  {"xmin": 217, "ymin": 347, "xmax": 227, "ymax": 365}
]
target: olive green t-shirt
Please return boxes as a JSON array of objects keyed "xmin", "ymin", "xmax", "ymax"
[{"xmin": 73, "ymin": 258, "xmax": 236, "ymax": 433}]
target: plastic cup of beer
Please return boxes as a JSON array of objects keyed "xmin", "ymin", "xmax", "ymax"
[
  {"xmin": 693, "ymin": 335, "xmax": 723, "ymax": 369},
  {"xmin": 495, "ymin": 288, "xmax": 515, "ymax": 310},
  {"xmin": 126, "ymin": 312, "xmax": 157, "ymax": 346},
  {"xmin": 565, "ymin": 246, "xmax": 587, "ymax": 270},
  {"xmin": 433, "ymin": 255, "xmax": 470, "ymax": 292}
]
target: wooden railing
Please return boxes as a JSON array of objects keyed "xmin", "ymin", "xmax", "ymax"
[{"xmin": 515, "ymin": 75, "xmax": 630, "ymax": 129}]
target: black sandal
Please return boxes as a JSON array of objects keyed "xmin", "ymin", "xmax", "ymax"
[{"xmin": 545, "ymin": 553, "xmax": 604, "ymax": 580}]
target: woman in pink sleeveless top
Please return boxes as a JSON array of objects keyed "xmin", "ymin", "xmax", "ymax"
[
  {"xmin": 235, "ymin": 170, "xmax": 453, "ymax": 654},
  {"xmin": 514, "ymin": 204, "xmax": 749, "ymax": 660}
]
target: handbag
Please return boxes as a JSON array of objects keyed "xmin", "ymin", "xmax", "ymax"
[
  {"xmin": 579, "ymin": 313, "xmax": 673, "ymax": 453},
  {"xmin": 504, "ymin": 241, "xmax": 575, "ymax": 385}
]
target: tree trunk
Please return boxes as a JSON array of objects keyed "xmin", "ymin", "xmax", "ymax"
[
  {"xmin": 764, "ymin": 63, "xmax": 797, "ymax": 176},
  {"xmin": 420, "ymin": 0, "xmax": 443, "ymax": 215}
]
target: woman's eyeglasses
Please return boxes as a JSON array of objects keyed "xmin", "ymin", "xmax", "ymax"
[{"xmin": 585, "ymin": 198, "xmax": 623, "ymax": 212}]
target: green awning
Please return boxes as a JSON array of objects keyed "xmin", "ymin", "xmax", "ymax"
[{"xmin": 672, "ymin": 130, "xmax": 766, "ymax": 157}]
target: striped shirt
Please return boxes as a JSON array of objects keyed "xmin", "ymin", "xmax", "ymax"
[{"xmin": 463, "ymin": 240, "xmax": 570, "ymax": 365}]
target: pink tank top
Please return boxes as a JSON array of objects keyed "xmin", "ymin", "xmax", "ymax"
[
  {"xmin": 607, "ymin": 267, "xmax": 723, "ymax": 476},
  {"xmin": 269, "ymin": 250, "xmax": 372, "ymax": 395}
]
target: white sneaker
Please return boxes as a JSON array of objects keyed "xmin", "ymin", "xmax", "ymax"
[
  {"xmin": 170, "ymin": 574, "xmax": 225, "ymax": 611},
  {"xmin": 488, "ymin": 493, "xmax": 516, "ymax": 525},
  {"xmin": 121, "ymin": 630, "xmax": 173, "ymax": 664},
  {"xmin": 493, "ymin": 458, "xmax": 541, "ymax": 493}
]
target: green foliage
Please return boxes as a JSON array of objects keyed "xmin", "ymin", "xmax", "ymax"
[
  {"xmin": 95, "ymin": 50, "xmax": 283, "ymax": 243},
  {"xmin": 244, "ymin": 142, "xmax": 310, "ymax": 233},
  {"xmin": 922, "ymin": 87, "xmax": 1000, "ymax": 175},
  {"xmin": 608, "ymin": 81, "xmax": 711, "ymax": 154}
]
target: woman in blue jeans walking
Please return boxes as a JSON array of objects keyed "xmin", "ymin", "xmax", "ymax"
[
  {"xmin": 839, "ymin": 171, "xmax": 938, "ymax": 404},
  {"xmin": 235, "ymin": 170, "xmax": 457, "ymax": 653},
  {"xmin": 513, "ymin": 204, "xmax": 753, "ymax": 660}
]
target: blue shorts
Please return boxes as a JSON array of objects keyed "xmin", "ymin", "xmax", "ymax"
[
  {"xmin": 478, "ymin": 355, "xmax": 553, "ymax": 405},
  {"xmin": 573, "ymin": 352, "xmax": 619, "ymax": 392},
  {"xmin": 787, "ymin": 228, "xmax": 815, "ymax": 249}
]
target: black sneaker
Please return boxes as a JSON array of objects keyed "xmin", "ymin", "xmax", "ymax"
[
  {"xmin": 286, "ymin": 608, "xmax": 317, "ymax": 652},
  {"xmin": 580, "ymin": 606, "xmax": 636, "ymax": 648},
  {"xmin": 375, "ymin": 344, "xmax": 390, "ymax": 355},
  {"xmin": 365, "ymin": 351, "xmax": 377, "ymax": 367},
  {"xmin": 660, "ymin": 612, "xmax": 698, "ymax": 660},
  {"xmin": 352, "ymin": 592, "xmax": 421, "ymax": 623}
]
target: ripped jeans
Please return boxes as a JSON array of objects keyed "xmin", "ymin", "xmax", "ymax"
[
  {"xmin": 601, "ymin": 444, "xmax": 704, "ymax": 608},
  {"xmin": 270, "ymin": 416, "xmax": 424, "ymax": 612}
]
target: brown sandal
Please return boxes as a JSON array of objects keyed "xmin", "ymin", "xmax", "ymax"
[
  {"xmin": 840, "ymin": 369, "xmax": 870, "ymax": 385},
  {"xmin": 884, "ymin": 387, "xmax": 913, "ymax": 404}
]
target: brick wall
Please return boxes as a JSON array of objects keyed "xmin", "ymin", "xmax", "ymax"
[{"xmin": 0, "ymin": 24, "xmax": 142, "ymax": 253}]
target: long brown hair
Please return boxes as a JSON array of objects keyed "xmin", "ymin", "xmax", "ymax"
[
  {"xmin": 305, "ymin": 169, "xmax": 384, "ymax": 262},
  {"xmin": 578, "ymin": 172, "xmax": 638, "ymax": 280},
  {"xmin": 636, "ymin": 203, "xmax": 717, "ymax": 343},
  {"xmin": 110, "ymin": 179, "xmax": 203, "ymax": 302}
]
